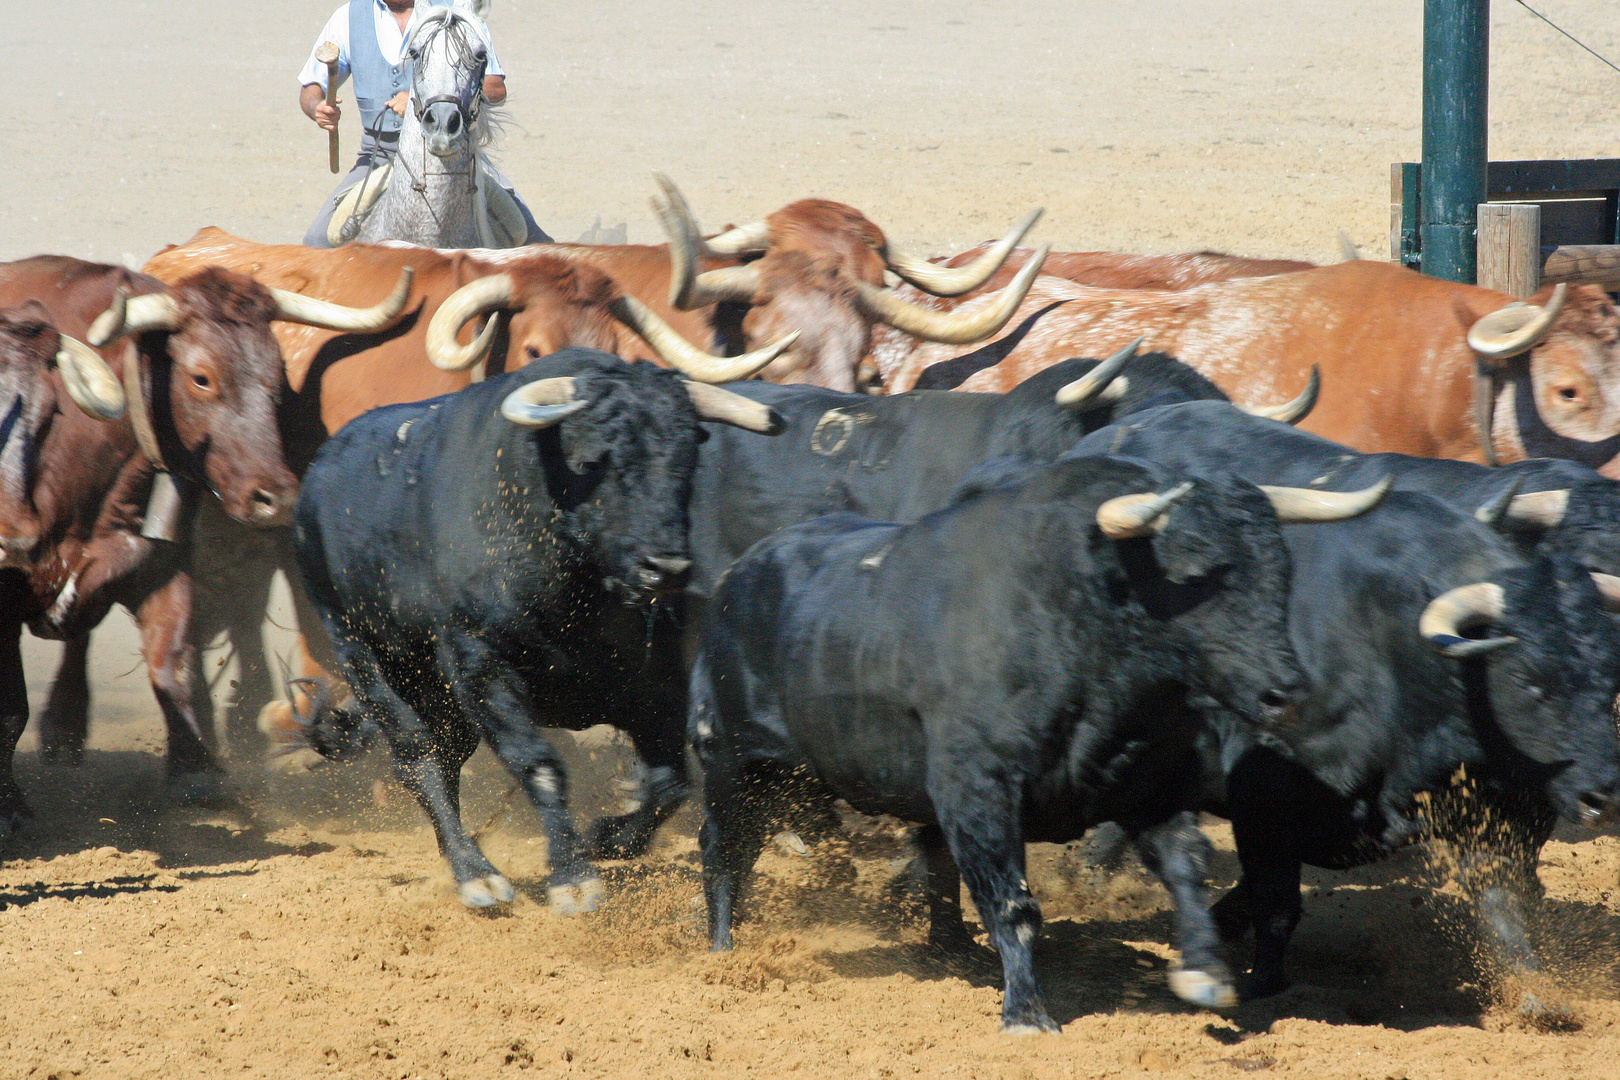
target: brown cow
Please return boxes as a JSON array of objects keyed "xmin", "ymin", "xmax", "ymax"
[
  {"xmin": 934, "ymin": 244, "xmax": 1313, "ymax": 294},
  {"xmin": 0, "ymin": 255, "xmax": 411, "ymax": 817},
  {"xmin": 878, "ymin": 260, "xmax": 1620, "ymax": 476}
]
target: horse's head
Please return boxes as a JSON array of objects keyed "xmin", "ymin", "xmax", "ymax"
[{"xmin": 406, "ymin": 2, "xmax": 492, "ymax": 158}]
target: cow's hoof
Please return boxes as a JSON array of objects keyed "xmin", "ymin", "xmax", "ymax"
[
  {"xmin": 458, "ymin": 874, "xmax": 516, "ymax": 909},
  {"xmin": 925, "ymin": 922, "xmax": 979, "ymax": 956},
  {"xmin": 165, "ymin": 770, "xmax": 236, "ymax": 809},
  {"xmin": 1169, "ymin": 966, "xmax": 1239, "ymax": 1010},
  {"xmin": 584, "ymin": 814, "xmax": 652, "ymax": 861},
  {"xmin": 0, "ymin": 802, "xmax": 32, "ymax": 846},
  {"xmin": 548, "ymin": 874, "xmax": 605, "ymax": 915},
  {"xmin": 1517, "ymin": 989, "xmax": 1579, "ymax": 1030}
]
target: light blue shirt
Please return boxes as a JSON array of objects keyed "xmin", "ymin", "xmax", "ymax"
[{"xmin": 298, "ymin": 0, "xmax": 504, "ymax": 90}]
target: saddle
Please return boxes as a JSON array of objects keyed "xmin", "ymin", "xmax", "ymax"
[{"xmin": 327, "ymin": 156, "xmax": 529, "ymax": 247}]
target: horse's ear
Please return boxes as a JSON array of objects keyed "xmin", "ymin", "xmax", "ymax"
[{"xmin": 456, "ymin": 0, "xmax": 493, "ymax": 18}]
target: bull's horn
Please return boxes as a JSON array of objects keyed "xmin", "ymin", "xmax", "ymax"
[
  {"xmin": 1242, "ymin": 365, "xmax": 1320, "ymax": 424},
  {"xmin": 609, "ymin": 294, "xmax": 797, "ymax": 383},
  {"xmin": 651, "ymin": 178, "xmax": 765, "ymax": 309},
  {"xmin": 855, "ymin": 243, "xmax": 1050, "ymax": 344},
  {"xmin": 271, "ymin": 267, "xmax": 413, "ymax": 332},
  {"xmin": 1503, "ymin": 488, "xmax": 1570, "ymax": 529},
  {"xmin": 1260, "ymin": 476, "xmax": 1392, "ymax": 522},
  {"xmin": 1591, "ymin": 572, "xmax": 1620, "ymax": 613},
  {"xmin": 683, "ymin": 382, "xmax": 785, "ymax": 435},
  {"xmin": 1467, "ymin": 283, "xmax": 1568, "ymax": 360},
  {"xmin": 1420, "ymin": 581, "xmax": 1518, "ymax": 658},
  {"xmin": 1474, "ymin": 477, "xmax": 1523, "ymax": 528},
  {"xmin": 1055, "ymin": 338, "xmax": 1143, "ymax": 409},
  {"xmin": 703, "ymin": 220, "xmax": 771, "ymax": 256},
  {"xmin": 87, "ymin": 287, "xmax": 178, "ymax": 346},
  {"xmin": 884, "ymin": 208, "xmax": 1044, "ymax": 297},
  {"xmin": 1096, "ymin": 481, "xmax": 1194, "ymax": 539},
  {"xmin": 54, "ymin": 334, "xmax": 126, "ymax": 421},
  {"xmin": 427, "ymin": 273, "xmax": 514, "ymax": 371},
  {"xmin": 501, "ymin": 377, "xmax": 586, "ymax": 429}
]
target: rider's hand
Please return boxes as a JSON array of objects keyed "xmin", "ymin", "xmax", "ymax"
[
  {"xmin": 387, "ymin": 91, "xmax": 409, "ymax": 117},
  {"xmin": 314, "ymin": 97, "xmax": 341, "ymax": 131}
]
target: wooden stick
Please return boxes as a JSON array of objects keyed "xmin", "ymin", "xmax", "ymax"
[{"xmin": 316, "ymin": 41, "xmax": 341, "ymax": 174}]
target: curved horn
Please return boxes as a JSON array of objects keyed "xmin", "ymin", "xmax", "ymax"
[
  {"xmin": 1242, "ymin": 365, "xmax": 1320, "ymax": 424},
  {"xmin": 87, "ymin": 288, "xmax": 178, "ymax": 346},
  {"xmin": 1467, "ymin": 283, "xmax": 1568, "ymax": 360},
  {"xmin": 608, "ymin": 294, "xmax": 798, "ymax": 383},
  {"xmin": 1590, "ymin": 572, "xmax": 1620, "ymax": 613},
  {"xmin": 704, "ymin": 221, "xmax": 771, "ymax": 256},
  {"xmin": 1419, "ymin": 581, "xmax": 1518, "ymax": 658},
  {"xmin": 683, "ymin": 382, "xmax": 785, "ymax": 435},
  {"xmin": 271, "ymin": 267, "xmax": 414, "ymax": 332},
  {"xmin": 1096, "ymin": 481, "xmax": 1194, "ymax": 539},
  {"xmin": 1474, "ymin": 477, "xmax": 1524, "ymax": 528},
  {"xmin": 1503, "ymin": 488, "xmax": 1570, "ymax": 529},
  {"xmin": 854, "ymin": 243, "xmax": 1051, "ymax": 344},
  {"xmin": 884, "ymin": 208, "xmax": 1044, "ymax": 297},
  {"xmin": 1260, "ymin": 476, "xmax": 1392, "ymax": 522},
  {"xmin": 54, "ymin": 334, "xmax": 126, "ymax": 420},
  {"xmin": 426, "ymin": 273, "xmax": 514, "ymax": 371},
  {"xmin": 501, "ymin": 377, "xmax": 586, "ymax": 429},
  {"xmin": 1055, "ymin": 338, "xmax": 1143, "ymax": 409}
]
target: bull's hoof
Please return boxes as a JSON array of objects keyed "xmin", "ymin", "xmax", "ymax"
[
  {"xmin": 1517, "ymin": 988, "xmax": 1579, "ymax": 1031},
  {"xmin": 1001, "ymin": 1009, "xmax": 1060, "ymax": 1035},
  {"xmin": 0, "ymin": 801, "xmax": 32, "ymax": 846},
  {"xmin": 1239, "ymin": 968, "xmax": 1290, "ymax": 1002},
  {"xmin": 548, "ymin": 873, "xmax": 605, "ymax": 915},
  {"xmin": 165, "ymin": 769, "xmax": 236, "ymax": 809},
  {"xmin": 457, "ymin": 874, "xmax": 516, "ymax": 909},
  {"xmin": 1169, "ymin": 966, "xmax": 1239, "ymax": 1011},
  {"xmin": 584, "ymin": 814, "xmax": 653, "ymax": 861},
  {"xmin": 925, "ymin": 920, "xmax": 980, "ymax": 956}
]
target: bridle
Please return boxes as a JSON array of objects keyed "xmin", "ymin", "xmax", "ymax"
[{"xmin": 406, "ymin": 10, "xmax": 487, "ymax": 131}]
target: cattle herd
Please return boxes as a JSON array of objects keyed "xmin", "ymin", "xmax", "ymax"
[{"xmin": 6, "ymin": 164, "xmax": 1620, "ymax": 1036}]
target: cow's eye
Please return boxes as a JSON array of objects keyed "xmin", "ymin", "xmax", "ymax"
[{"xmin": 192, "ymin": 373, "xmax": 212, "ymax": 391}]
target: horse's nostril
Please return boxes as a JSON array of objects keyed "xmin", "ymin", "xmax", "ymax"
[{"xmin": 447, "ymin": 113, "xmax": 461, "ymax": 135}]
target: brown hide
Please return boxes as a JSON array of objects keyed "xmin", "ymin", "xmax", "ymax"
[
  {"xmin": 0, "ymin": 304, "xmax": 65, "ymax": 569},
  {"xmin": 941, "ymin": 245, "xmax": 1314, "ymax": 293},
  {"xmin": 881, "ymin": 260, "xmax": 1620, "ymax": 475},
  {"xmin": 144, "ymin": 229, "xmax": 629, "ymax": 470}
]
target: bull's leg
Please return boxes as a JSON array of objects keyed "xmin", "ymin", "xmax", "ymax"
[
  {"xmin": 0, "ymin": 618, "xmax": 31, "ymax": 841},
  {"xmin": 583, "ymin": 718, "xmax": 688, "ymax": 861},
  {"xmin": 918, "ymin": 823, "xmax": 978, "ymax": 953},
  {"xmin": 926, "ymin": 757, "xmax": 1054, "ymax": 1034},
  {"xmin": 133, "ymin": 573, "xmax": 232, "ymax": 806},
  {"xmin": 1227, "ymin": 837, "xmax": 1302, "ymax": 1000},
  {"xmin": 444, "ymin": 664, "xmax": 602, "ymax": 914},
  {"xmin": 1129, "ymin": 811, "xmax": 1237, "ymax": 1010},
  {"xmin": 690, "ymin": 660, "xmax": 773, "ymax": 951},
  {"xmin": 1453, "ymin": 826, "xmax": 1569, "ymax": 1023},
  {"xmin": 37, "ymin": 632, "xmax": 91, "ymax": 765}
]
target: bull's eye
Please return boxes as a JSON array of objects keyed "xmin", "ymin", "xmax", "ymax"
[
  {"xmin": 1559, "ymin": 387, "xmax": 1579, "ymax": 401},
  {"xmin": 191, "ymin": 373, "xmax": 212, "ymax": 391}
]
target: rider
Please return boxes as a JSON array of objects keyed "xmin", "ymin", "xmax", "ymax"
[{"xmin": 297, "ymin": 0, "xmax": 550, "ymax": 247}]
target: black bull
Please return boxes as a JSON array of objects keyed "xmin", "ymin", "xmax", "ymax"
[
  {"xmin": 690, "ymin": 454, "xmax": 1313, "ymax": 1032},
  {"xmin": 291, "ymin": 350, "xmax": 780, "ymax": 911},
  {"xmin": 1071, "ymin": 404, "xmax": 1620, "ymax": 1011}
]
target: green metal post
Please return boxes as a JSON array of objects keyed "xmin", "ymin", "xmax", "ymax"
[{"xmin": 1421, "ymin": 0, "xmax": 1490, "ymax": 283}]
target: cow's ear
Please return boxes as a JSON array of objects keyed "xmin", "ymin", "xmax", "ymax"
[{"xmin": 1451, "ymin": 293, "xmax": 1499, "ymax": 351}]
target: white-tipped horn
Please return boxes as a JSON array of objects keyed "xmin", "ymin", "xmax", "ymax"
[
  {"xmin": 427, "ymin": 273, "xmax": 515, "ymax": 371},
  {"xmin": 87, "ymin": 288, "xmax": 178, "ymax": 346},
  {"xmin": 609, "ymin": 294, "xmax": 797, "ymax": 383},
  {"xmin": 703, "ymin": 220, "xmax": 771, "ymax": 256},
  {"xmin": 1242, "ymin": 365, "xmax": 1320, "ymax": 425},
  {"xmin": 855, "ymin": 243, "xmax": 1051, "ymax": 344},
  {"xmin": 884, "ymin": 208, "xmax": 1044, "ymax": 297},
  {"xmin": 1419, "ymin": 581, "xmax": 1517, "ymax": 658},
  {"xmin": 683, "ymin": 382, "xmax": 785, "ymax": 434},
  {"xmin": 500, "ymin": 377, "xmax": 585, "ymax": 428},
  {"xmin": 271, "ymin": 267, "xmax": 414, "ymax": 332},
  {"xmin": 54, "ymin": 334, "xmax": 126, "ymax": 421},
  {"xmin": 1260, "ymin": 476, "xmax": 1392, "ymax": 522},
  {"xmin": 1055, "ymin": 338, "xmax": 1143, "ymax": 409},
  {"xmin": 1467, "ymin": 283, "xmax": 1568, "ymax": 360},
  {"xmin": 1503, "ymin": 488, "xmax": 1570, "ymax": 529},
  {"xmin": 1096, "ymin": 481, "xmax": 1195, "ymax": 539},
  {"xmin": 1591, "ymin": 572, "xmax": 1620, "ymax": 613}
]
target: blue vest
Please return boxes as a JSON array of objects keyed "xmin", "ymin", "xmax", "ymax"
[{"xmin": 349, "ymin": 0, "xmax": 412, "ymax": 152}]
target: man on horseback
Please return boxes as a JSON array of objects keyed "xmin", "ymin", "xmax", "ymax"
[{"xmin": 297, "ymin": 0, "xmax": 550, "ymax": 247}]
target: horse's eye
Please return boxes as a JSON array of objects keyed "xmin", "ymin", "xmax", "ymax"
[{"xmin": 474, "ymin": 47, "xmax": 487, "ymax": 63}]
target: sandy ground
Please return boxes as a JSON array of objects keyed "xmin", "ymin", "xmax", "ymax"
[{"xmin": 6, "ymin": 1, "xmax": 1620, "ymax": 1077}]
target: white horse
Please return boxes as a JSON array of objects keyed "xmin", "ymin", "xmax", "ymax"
[{"xmin": 352, "ymin": 1, "xmax": 528, "ymax": 248}]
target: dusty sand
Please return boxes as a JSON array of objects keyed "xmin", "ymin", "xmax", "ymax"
[{"xmin": 5, "ymin": 2, "xmax": 1620, "ymax": 1077}]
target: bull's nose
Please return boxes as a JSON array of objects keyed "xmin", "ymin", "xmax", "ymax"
[
  {"xmin": 635, "ymin": 555, "xmax": 693, "ymax": 591},
  {"xmin": 248, "ymin": 487, "xmax": 296, "ymax": 528},
  {"xmin": 0, "ymin": 533, "xmax": 37, "ymax": 569}
]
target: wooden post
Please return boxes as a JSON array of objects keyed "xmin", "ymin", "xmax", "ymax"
[{"xmin": 1476, "ymin": 202, "xmax": 1541, "ymax": 297}]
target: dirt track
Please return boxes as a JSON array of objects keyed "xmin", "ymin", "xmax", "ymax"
[{"xmin": 5, "ymin": 2, "xmax": 1620, "ymax": 1077}]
